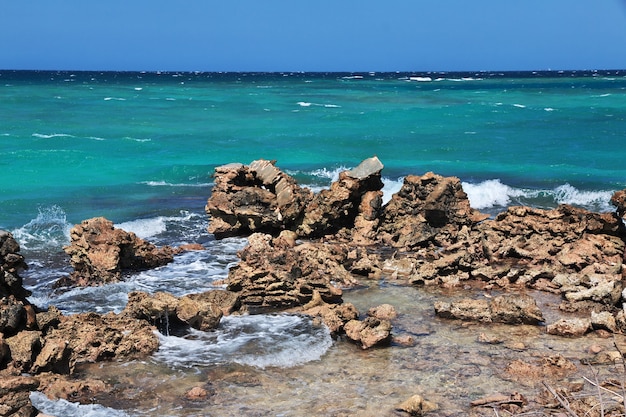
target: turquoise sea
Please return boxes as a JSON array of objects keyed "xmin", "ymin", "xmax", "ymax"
[
  {"xmin": 2, "ymin": 70, "xmax": 626, "ymax": 231},
  {"xmin": 2, "ymin": 70, "xmax": 626, "ymax": 415}
]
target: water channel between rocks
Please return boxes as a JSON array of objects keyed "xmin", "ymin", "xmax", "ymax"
[{"xmin": 64, "ymin": 279, "xmax": 623, "ymax": 417}]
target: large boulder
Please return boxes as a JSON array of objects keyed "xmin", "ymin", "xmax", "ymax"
[
  {"xmin": 378, "ymin": 172, "xmax": 487, "ymax": 249},
  {"xmin": 39, "ymin": 312, "xmax": 159, "ymax": 374},
  {"xmin": 206, "ymin": 160, "xmax": 313, "ymax": 238},
  {"xmin": 121, "ymin": 290, "xmax": 237, "ymax": 333},
  {"xmin": 58, "ymin": 217, "xmax": 177, "ymax": 287},
  {"xmin": 206, "ymin": 157, "xmax": 385, "ymax": 240},
  {"xmin": 295, "ymin": 156, "xmax": 385, "ymax": 238}
]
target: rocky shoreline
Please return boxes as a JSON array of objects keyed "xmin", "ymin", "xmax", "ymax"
[{"xmin": 2, "ymin": 156, "xmax": 626, "ymax": 416}]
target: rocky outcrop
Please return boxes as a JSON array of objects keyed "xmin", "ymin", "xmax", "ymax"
[
  {"xmin": 377, "ymin": 172, "xmax": 488, "ymax": 249},
  {"xmin": 206, "ymin": 160, "xmax": 313, "ymax": 238},
  {"xmin": 58, "ymin": 217, "xmax": 177, "ymax": 287},
  {"xmin": 295, "ymin": 156, "xmax": 385, "ymax": 238},
  {"xmin": 121, "ymin": 290, "xmax": 238, "ymax": 333},
  {"xmin": 225, "ymin": 231, "xmax": 382, "ymax": 310},
  {"xmin": 206, "ymin": 157, "xmax": 385, "ymax": 240},
  {"xmin": 0, "ymin": 231, "xmax": 30, "ymax": 302}
]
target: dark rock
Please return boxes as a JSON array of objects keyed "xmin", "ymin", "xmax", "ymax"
[
  {"xmin": 0, "ymin": 231, "xmax": 30, "ymax": 301},
  {"xmin": 0, "ymin": 374, "xmax": 39, "ymax": 417}
]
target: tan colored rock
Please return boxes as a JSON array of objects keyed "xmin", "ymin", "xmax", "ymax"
[
  {"xmin": 0, "ymin": 374, "xmax": 39, "ymax": 417},
  {"xmin": 367, "ymin": 304, "xmax": 397, "ymax": 320},
  {"xmin": 296, "ymin": 156, "xmax": 384, "ymax": 238},
  {"xmin": 546, "ymin": 318, "xmax": 592, "ymax": 337},
  {"xmin": 591, "ymin": 310, "xmax": 618, "ymax": 333},
  {"xmin": 298, "ymin": 291, "xmax": 359, "ymax": 335},
  {"xmin": 59, "ymin": 217, "xmax": 176, "ymax": 287},
  {"xmin": 434, "ymin": 294, "xmax": 543, "ymax": 325},
  {"xmin": 42, "ymin": 312, "xmax": 159, "ymax": 373},
  {"xmin": 5, "ymin": 330, "xmax": 42, "ymax": 373},
  {"xmin": 344, "ymin": 317, "xmax": 392, "ymax": 349},
  {"xmin": 396, "ymin": 394, "xmax": 438, "ymax": 416}
]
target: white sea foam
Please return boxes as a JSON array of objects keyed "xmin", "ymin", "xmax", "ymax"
[
  {"xmin": 296, "ymin": 101, "xmax": 341, "ymax": 108},
  {"xmin": 513, "ymin": 103, "xmax": 526, "ymax": 108},
  {"xmin": 553, "ymin": 183, "xmax": 614, "ymax": 209},
  {"xmin": 104, "ymin": 97, "xmax": 126, "ymax": 101},
  {"xmin": 117, "ymin": 217, "xmax": 168, "ymax": 239},
  {"xmin": 140, "ymin": 180, "xmax": 212, "ymax": 187},
  {"xmin": 11, "ymin": 205, "xmax": 72, "ymax": 251},
  {"xmin": 31, "ymin": 133, "xmax": 74, "ymax": 139},
  {"xmin": 462, "ymin": 179, "xmax": 525, "ymax": 209},
  {"xmin": 30, "ymin": 391, "xmax": 130, "ymax": 417},
  {"xmin": 153, "ymin": 314, "xmax": 332, "ymax": 369},
  {"xmin": 461, "ymin": 180, "xmax": 615, "ymax": 212},
  {"xmin": 409, "ymin": 76, "xmax": 432, "ymax": 82},
  {"xmin": 544, "ymin": 107, "xmax": 555, "ymax": 112},
  {"xmin": 382, "ymin": 177, "xmax": 404, "ymax": 205}
]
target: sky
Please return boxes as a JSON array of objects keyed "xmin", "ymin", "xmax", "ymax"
[{"xmin": 2, "ymin": 0, "xmax": 626, "ymax": 72}]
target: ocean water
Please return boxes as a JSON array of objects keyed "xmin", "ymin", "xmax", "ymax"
[{"xmin": 3, "ymin": 70, "xmax": 626, "ymax": 416}]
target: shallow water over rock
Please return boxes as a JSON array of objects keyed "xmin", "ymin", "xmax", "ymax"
[{"xmin": 38, "ymin": 281, "xmax": 624, "ymax": 417}]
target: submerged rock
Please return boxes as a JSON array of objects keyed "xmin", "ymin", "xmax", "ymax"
[
  {"xmin": 434, "ymin": 294, "xmax": 544, "ymax": 325},
  {"xmin": 396, "ymin": 394, "xmax": 439, "ymax": 416},
  {"xmin": 59, "ymin": 217, "xmax": 177, "ymax": 287}
]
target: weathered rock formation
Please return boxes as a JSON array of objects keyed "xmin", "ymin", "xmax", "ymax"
[
  {"xmin": 377, "ymin": 172, "xmax": 488, "ymax": 249},
  {"xmin": 121, "ymin": 290, "xmax": 240, "ymax": 333},
  {"xmin": 226, "ymin": 231, "xmax": 383, "ymax": 311},
  {"xmin": 58, "ymin": 217, "xmax": 177, "ymax": 287},
  {"xmin": 0, "ymin": 231, "xmax": 30, "ymax": 302},
  {"xmin": 206, "ymin": 160, "xmax": 313, "ymax": 238},
  {"xmin": 206, "ymin": 157, "xmax": 385, "ymax": 239}
]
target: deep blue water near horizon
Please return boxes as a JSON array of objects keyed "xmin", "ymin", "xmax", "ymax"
[{"xmin": 2, "ymin": 69, "xmax": 626, "ymax": 416}]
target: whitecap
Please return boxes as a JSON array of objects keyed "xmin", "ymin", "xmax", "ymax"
[
  {"xmin": 153, "ymin": 314, "xmax": 332, "ymax": 369},
  {"xmin": 30, "ymin": 392, "xmax": 130, "ymax": 417},
  {"xmin": 140, "ymin": 180, "xmax": 212, "ymax": 187},
  {"xmin": 512, "ymin": 103, "xmax": 526, "ymax": 108},
  {"xmin": 103, "ymin": 97, "xmax": 126, "ymax": 101},
  {"xmin": 409, "ymin": 76, "xmax": 432, "ymax": 82},
  {"xmin": 117, "ymin": 217, "xmax": 168, "ymax": 239},
  {"xmin": 297, "ymin": 101, "xmax": 312, "ymax": 107},
  {"xmin": 553, "ymin": 184, "xmax": 614, "ymax": 211},
  {"xmin": 134, "ymin": 87, "xmax": 143, "ymax": 91},
  {"xmin": 544, "ymin": 108, "xmax": 555, "ymax": 112},
  {"xmin": 31, "ymin": 133, "xmax": 74, "ymax": 139},
  {"xmin": 462, "ymin": 179, "xmax": 525, "ymax": 209}
]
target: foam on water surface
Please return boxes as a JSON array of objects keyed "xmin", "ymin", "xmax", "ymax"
[{"xmin": 153, "ymin": 314, "xmax": 333, "ymax": 370}]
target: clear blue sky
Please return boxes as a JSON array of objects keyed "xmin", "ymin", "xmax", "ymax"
[{"xmin": 3, "ymin": 0, "xmax": 626, "ymax": 72}]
